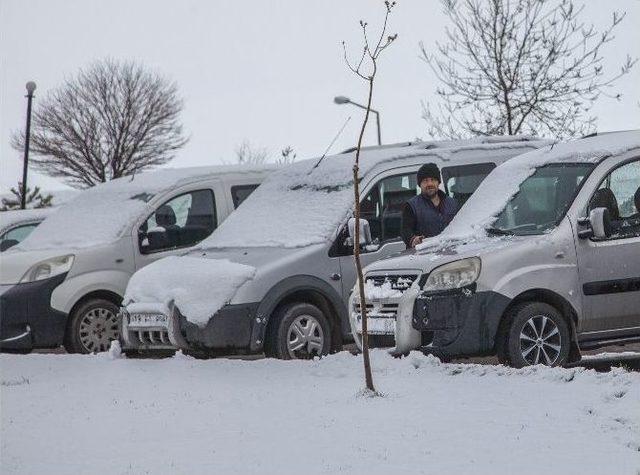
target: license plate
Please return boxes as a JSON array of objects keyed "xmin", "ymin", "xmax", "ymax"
[
  {"xmin": 128, "ymin": 313, "xmax": 169, "ymax": 328},
  {"xmin": 355, "ymin": 315, "xmax": 396, "ymax": 335}
]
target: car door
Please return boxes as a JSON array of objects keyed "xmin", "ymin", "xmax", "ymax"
[
  {"xmin": 576, "ymin": 157, "xmax": 640, "ymax": 333},
  {"xmin": 133, "ymin": 182, "xmax": 223, "ymax": 270}
]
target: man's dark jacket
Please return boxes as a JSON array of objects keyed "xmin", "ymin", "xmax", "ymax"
[{"xmin": 401, "ymin": 190, "xmax": 458, "ymax": 247}]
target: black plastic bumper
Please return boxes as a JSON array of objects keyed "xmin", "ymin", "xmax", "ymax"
[
  {"xmin": 412, "ymin": 285, "xmax": 510, "ymax": 357},
  {"xmin": 0, "ymin": 273, "xmax": 68, "ymax": 351},
  {"xmin": 179, "ymin": 302, "xmax": 260, "ymax": 353}
]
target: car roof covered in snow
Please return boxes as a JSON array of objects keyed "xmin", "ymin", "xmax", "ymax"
[
  {"xmin": 417, "ymin": 130, "xmax": 640, "ymax": 246},
  {"xmin": 13, "ymin": 165, "xmax": 275, "ymax": 252},
  {"xmin": 200, "ymin": 136, "xmax": 552, "ymax": 250},
  {"xmin": 0, "ymin": 208, "xmax": 57, "ymax": 233}
]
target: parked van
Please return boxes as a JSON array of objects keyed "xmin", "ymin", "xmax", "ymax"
[
  {"xmin": 0, "ymin": 165, "xmax": 273, "ymax": 353},
  {"xmin": 120, "ymin": 136, "xmax": 550, "ymax": 358},
  {"xmin": 350, "ymin": 131, "xmax": 640, "ymax": 367},
  {"xmin": 0, "ymin": 208, "xmax": 56, "ymax": 252}
]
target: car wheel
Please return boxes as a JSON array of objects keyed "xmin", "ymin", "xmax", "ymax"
[
  {"xmin": 265, "ymin": 302, "xmax": 331, "ymax": 360},
  {"xmin": 64, "ymin": 299, "xmax": 120, "ymax": 354},
  {"xmin": 497, "ymin": 302, "xmax": 571, "ymax": 368}
]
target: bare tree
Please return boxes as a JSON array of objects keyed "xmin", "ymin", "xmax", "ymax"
[
  {"xmin": 12, "ymin": 59, "xmax": 188, "ymax": 188},
  {"xmin": 421, "ymin": 0, "xmax": 636, "ymax": 139},
  {"xmin": 235, "ymin": 140, "xmax": 270, "ymax": 165},
  {"xmin": 1, "ymin": 182, "xmax": 53, "ymax": 211},
  {"xmin": 235, "ymin": 140, "xmax": 296, "ymax": 166},
  {"xmin": 343, "ymin": 1, "xmax": 397, "ymax": 394}
]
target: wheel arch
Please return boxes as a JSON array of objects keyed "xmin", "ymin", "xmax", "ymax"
[
  {"xmin": 495, "ymin": 288, "xmax": 580, "ymax": 358},
  {"xmin": 253, "ymin": 275, "xmax": 346, "ymax": 353}
]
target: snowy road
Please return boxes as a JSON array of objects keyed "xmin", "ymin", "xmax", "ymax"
[{"xmin": 1, "ymin": 350, "xmax": 639, "ymax": 475}]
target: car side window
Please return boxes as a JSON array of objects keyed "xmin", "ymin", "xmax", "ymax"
[
  {"xmin": 442, "ymin": 163, "xmax": 496, "ymax": 209},
  {"xmin": 588, "ymin": 159, "xmax": 640, "ymax": 240},
  {"xmin": 362, "ymin": 172, "xmax": 420, "ymax": 244},
  {"xmin": 139, "ymin": 189, "xmax": 217, "ymax": 254},
  {"xmin": 231, "ymin": 184, "xmax": 260, "ymax": 208}
]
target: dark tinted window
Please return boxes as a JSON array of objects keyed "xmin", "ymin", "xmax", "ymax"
[
  {"xmin": 139, "ymin": 189, "xmax": 217, "ymax": 253},
  {"xmin": 231, "ymin": 184, "xmax": 260, "ymax": 208}
]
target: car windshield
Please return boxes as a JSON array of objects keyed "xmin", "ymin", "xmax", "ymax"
[{"xmin": 489, "ymin": 163, "xmax": 594, "ymax": 236}]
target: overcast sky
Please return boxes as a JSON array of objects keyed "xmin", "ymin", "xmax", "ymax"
[{"xmin": 1, "ymin": 0, "xmax": 639, "ymax": 192}]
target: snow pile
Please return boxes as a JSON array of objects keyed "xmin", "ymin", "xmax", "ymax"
[
  {"xmin": 363, "ymin": 279, "xmax": 403, "ymax": 299},
  {"xmin": 124, "ymin": 255, "xmax": 256, "ymax": 326},
  {"xmin": 14, "ymin": 165, "xmax": 270, "ymax": 251},
  {"xmin": 201, "ymin": 138, "xmax": 547, "ymax": 249},
  {"xmin": 417, "ymin": 131, "xmax": 640, "ymax": 252},
  {"xmin": 1, "ymin": 350, "xmax": 638, "ymax": 475}
]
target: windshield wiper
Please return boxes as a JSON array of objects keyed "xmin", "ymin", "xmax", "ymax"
[{"xmin": 486, "ymin": 227, "xmax": 515, "ymax": 236}]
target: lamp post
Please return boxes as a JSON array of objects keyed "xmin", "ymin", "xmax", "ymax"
[
  {"xmin": 21, "ymin": 81, "xmax": 37, "ymax": 209},
  {"xmin": 334, "ymin": 95, "xmax": 381, "ymax": 146}
]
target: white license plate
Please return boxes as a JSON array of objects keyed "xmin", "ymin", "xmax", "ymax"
[
  {"xmin": 128, "ymin": 313, "xmax": 169, "ymax": 328},
  {"xmin": 355, "ymin": 315, "xmax": 396, "ymax": 335}
]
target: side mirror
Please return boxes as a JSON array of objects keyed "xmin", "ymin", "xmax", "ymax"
[
  {"xmin": 578, "ymin": 207, "xmax": 611, "ymax": 239},
  {"xmin": 347, "ymin": 217, "xmax": 372, "ymax": 246},
  {"xmin": 144, "ymin": 226, "xmax": 169, "ymax": 251}
]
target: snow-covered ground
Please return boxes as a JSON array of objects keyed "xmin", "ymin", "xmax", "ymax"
[{"xmin": 1, "ymin": 350, "xmax": 639, "ymax": 475}]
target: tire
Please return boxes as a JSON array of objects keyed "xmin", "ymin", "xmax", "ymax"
[
  {"xmin": 497, "ymin": 302, "xmax": 571, "ymax": 368},
  {"xmin": 64, "ymin": 298, "xmax": 120, "ymax": 354},
  {"xmin": 264, "ymin": 302, "xmax": 332, "ymax": 360}
]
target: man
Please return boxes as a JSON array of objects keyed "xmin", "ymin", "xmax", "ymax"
[{"xmin": 401, "ymin": 162, "xmax": 458, "ymax": 248}]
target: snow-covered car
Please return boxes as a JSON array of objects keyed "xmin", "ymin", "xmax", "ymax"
[
  {"xmin": 350, "ymin": 130, "xmax": 640, "ymax": 367},
  {"xmin": 120, "ymin": 136, "xmax": 551, "ymax": 359},
  {"xmin": 0, "ymin": 208, "xmax": 56, "ymax": 252},
  {"xmin": 0, "ymin": 165, "xmax": 274, "ymax": 353}
]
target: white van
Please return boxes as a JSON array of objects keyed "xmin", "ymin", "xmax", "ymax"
[
  {"xmin": 0, "ymin": 165, "xmax": 273, "ymax": 353},
  {"xmin": 120, "ymin": 136, "xmax": 551, "ymax": 359},
  {"xmin": 350, "ymin": 131, "xmax": 640, "ymax": 367}
]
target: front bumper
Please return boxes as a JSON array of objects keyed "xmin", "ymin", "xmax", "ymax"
[
  {"xmin": 121, "ymin": 301, "xmax": 260, "ymax": 354},
  {"xmin": 0, "ymin": 274, "xmax": 68, "ymax": 351},
  {"xmin": 412, "ymin": 285, "xmax": 510, "ymax": 357}
]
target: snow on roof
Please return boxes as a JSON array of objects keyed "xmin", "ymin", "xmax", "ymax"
[
  {"xmin": 201, "ymin": 136, "xmax": 550, "ymax": 249},
  {"xmin": 15, "ymin": 165, "xmax": 273, "ymax": 252},
  {"xmin": 0, "ymin": 208, "xmax": 56, "ymax": 233},
  {"xmin": 417, "ymin": 130, "xmax": 640, "ymax": 249}
]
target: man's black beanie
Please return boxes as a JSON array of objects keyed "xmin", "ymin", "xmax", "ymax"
[{"xmin": 417, "ymin": 162, "xmax": 441, "ymax": 184}]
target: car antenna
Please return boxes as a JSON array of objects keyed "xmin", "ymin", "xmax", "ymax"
[{"xmin": 311, "ymin": 116, "xmax": 351, "ymax": 171}]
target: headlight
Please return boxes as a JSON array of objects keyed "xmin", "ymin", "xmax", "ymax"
[
  {"xmin": 20, "ymin": 255, "xmax": 75, "ymax": 283},
  {"xmin": 422, "ymin": 257, "xmax": 481, "ymax": 291}
]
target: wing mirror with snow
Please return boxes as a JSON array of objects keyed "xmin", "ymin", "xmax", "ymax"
[
  {"xmin": 577, "ymin": 207, "xmax": 611, "ymax": 240},
  {"xmin": 346, "ymin": 217, "xmax": 373, "ymax": 247}
]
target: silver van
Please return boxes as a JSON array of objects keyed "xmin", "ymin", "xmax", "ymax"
[
  {"xmin": 120, "ymin": 136, "xmax": 550, "ymax": 358},
  {"xmin": 350, "ymin": 131, "xmax": 640, "ymax": 367},
  {"xmin": 0, "ymin": 165, "xmax": 273, "ymax": 353}
]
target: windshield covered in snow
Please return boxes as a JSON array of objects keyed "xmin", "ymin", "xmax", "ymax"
[{"xmin": 489, "ymin": 163, "xmax": 594, "ymax": 236}]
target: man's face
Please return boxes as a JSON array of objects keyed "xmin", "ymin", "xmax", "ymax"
[{"xmin": 420, "ymin": 177, "xmax": 440, "ymax": 197}]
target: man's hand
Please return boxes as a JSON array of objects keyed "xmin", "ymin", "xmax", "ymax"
[{"xmin": 410, "ymin": 235, "xmax": 424, "ymax": 248}]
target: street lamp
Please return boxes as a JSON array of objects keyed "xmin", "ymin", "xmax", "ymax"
[
  {"xmin": 333, "ymin": 95, "xmax": 382, "ymax": 145},
  {"xmin": 21, "ymin": 81, "xmax": 37, "ymax": 210}
]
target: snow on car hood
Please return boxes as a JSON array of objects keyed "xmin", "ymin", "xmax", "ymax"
[
  {"xmin": 124, "ymin": 256, "xmax": 256, "ymax": 327},
  {"xmin": 199, "ymin": 137, "xmax": 549, "ymax": 250},
  {"xmin": 0, "ymin": 208, "xmax": 56, "ymax": 233},
  {"xmin": 417, "ymin": 130, "xmax": 640, "ymax": 250}
]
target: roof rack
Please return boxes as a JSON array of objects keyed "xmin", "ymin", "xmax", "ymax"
[
  {"xmin": 580, "ymin": 129, "xmax": 639, "ymax": 139},
  {"xmin": 340, "ymin": 141, "xmax": 419, "ymax": 154}
]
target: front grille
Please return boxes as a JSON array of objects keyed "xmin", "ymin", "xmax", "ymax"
[
  {"xmin": 354, "ymin": 302, "xmax": 399, "ymax": 317},
  {"xmin": 365, "ymin": 274, "xmax": 418, "ymax": 291},
  {"xmin": 131, "ymin": 329, "xmax": 173, "ymax": 347}
]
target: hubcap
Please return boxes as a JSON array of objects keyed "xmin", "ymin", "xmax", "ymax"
[
  {"xmin": 286, "ymin": 315, "xmax": 324, "ymax": 359},
  {"xmin": 79, "ymin": 307, "xmax": 119, "ymax": 353},
  {"xmin": 519, "ymin": 314, "xmax": 562, "ymax": 366}
]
